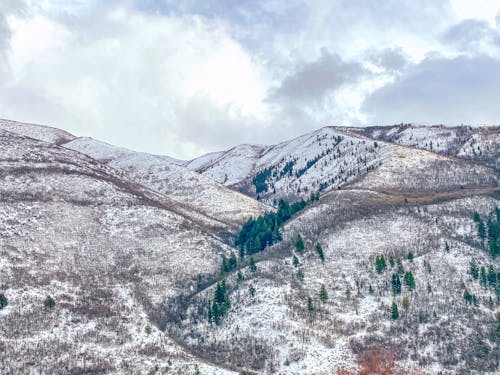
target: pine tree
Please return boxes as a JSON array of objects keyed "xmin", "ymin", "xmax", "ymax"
[
  {"xmin": 463, "ymin": 290, "xmax": 473, "ymax": 305},
  {"xmin": 296, "ymin": 269, "xmax": 304, "ymax": 281},
  {"xmin": 319, "ymin": 284, "xmax": 328, "ymax": 302},
  {"xmin": 391, "ymin": 273, "xmax": 402, "ymax": 295},
  {"xmin": 44, "ymin": 295, "xmax": 55, "ymax": 309},
  {"xmin": 368, "ymin": 284, "xmax": 374, "ymax": 294},
  {"xmin": 315, "ymin": 244, "xmax": 325, "ymax": 263},
  {"xmin": 407, "ymin": 251, "xmax": 414, "ymax": 261},
  {"xmin": 480, "ymin": 266, "xmax": 487, "ymax": 287},
  {"xmin": 229, "ymin": 252, "xmax": 237, "ymax": 270},
  {"xmin": 404, "ymin": 271, "xmax": 416, "ymax": 290},
  {"xmin": 249, "ymin": 256, "xmax": 257, "ymax": 273},
  {"xmin": 375, "ymin": 255, "xmax": 387, "ymax": 274},
  {"xmin": 389, "ymin": 256, "xmax": 395, "ymax": 268},
  {"xmin": 0, "ymin": 293, "xmax": 7, "ymax": 309},
  {"xmin": 249, "ymin": 285, "xmax": 255, "ymax": 297},
  {"xmin": 296, "ymin": 234, "xmax": 305, "ymax": 254},
  {"xmin": 470, "ymin": 259, "xmax": 479, "ymax": 279},
  {"xmin": 307, "ymin": 296, "xmax": 314, "ymax": 314},
  {"xmin": 292, "ymin": 255, "xmax": 300, "ymax": 267},
  {"xmin": 427, "ymin": 283, "xmax": 432, "ymax": 294},
  {"xmin": 237, "ymin": 270, "xmax": 244, "ymax": 282},
  {"xmin": 391, "ymin": 301, "xmax": 399, "ymax": 319},
  {"xmin": 488, "ymin": 265, "xmax": 497, "ymax": 288},
  {"xmin": 396, "ymin": 258, "xmax": 404, "ymax": 275},
  {"xmin": 402, "ymin": 296, "xmax": 410, "ymax": 311},
  {"xmin": 207, "ymin": 303, "xmax": 213, "ymax": 324},
  {"xmin": 445, "ymin": 242, "xmax": 450, "ymax": 253}
]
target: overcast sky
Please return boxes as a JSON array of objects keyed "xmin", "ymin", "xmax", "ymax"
[{"xmin": 1, "ymin": 0, "xmax": 499, "ymax": 159}]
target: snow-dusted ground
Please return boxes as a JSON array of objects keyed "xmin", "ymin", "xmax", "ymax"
[
  {"xmin": 0, "ymin": 119, "xmax": 498, "ymax": 374},
  {"xmin": 0, "ymin": 118, "xmax": 76, "ymax": 144},
  {"xmin": 177, "ymin": 191, "xmax": 499, "ymax": 374},
  {"xmin": 0, "ymin": 129, "xmax": 238, "ymax": 374},
  {"xmin": 64, "ymin": 137, "xmax": 264, "ymax": 226}
]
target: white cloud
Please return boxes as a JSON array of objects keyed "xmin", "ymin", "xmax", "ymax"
[
  {"xmin": 0, "ymin": 1, "xmax": 499, "ymax": 159},
  {"xmin": 1, "ymin": 4, "xmax": 269, "ymax": 158}
]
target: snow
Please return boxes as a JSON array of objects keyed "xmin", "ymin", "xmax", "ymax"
[{"xmin": 63, "ymin": 137, "xmax": 264, "ymax": 226}]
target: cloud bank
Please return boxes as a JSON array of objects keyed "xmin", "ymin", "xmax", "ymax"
[{"xmin": 0, "ymin": 1, "xmax": 499, "ymax": 158}]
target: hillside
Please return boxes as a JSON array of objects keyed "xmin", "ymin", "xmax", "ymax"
[
  {"xmin": 187, "ymin": 125, "xmax": 499, "ymax": 205},
  {"xmin": 0, "ymin": 128, "xmax": 239, "ymax": 374},
  {"xmin": 0, "ymin": 120, "xmax": 499, "ymax": 374},
  {"xmin": 63, "ymin": 137, "xmax": 264, "ymax": 226}
]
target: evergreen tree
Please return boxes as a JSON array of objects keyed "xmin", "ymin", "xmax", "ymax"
[
  {"xmin": 470, "ymin": 259, "xmax": 479, "ymax": 279},
  {"xmin": 44, "ymin": 295, "xmax": 55, "ymax": 309},
  {"xmin": 391, "ymin": 273, "xmax": 402, "ymax": 295},
  {"xmin": 427, "ymin": 283, "xmax": 432, "ymax": 294},
  {"xmin": 404, "ymin": 271, "xmax": 416, "ymax": 290},
  {"xmin": 391, "ymin": 301, "xmax": 399, "ymax": 319},
  {"xmin": 229, "ymin": 252, "xmax": 237, "ymax": 270},
  {"xmin": 307, "ymin": 296, "xmax": 314, "ymax": 314},
  {"xmin": 389, "ymin": 256, "xmax": 395, "ymax": 268},
  {"xmin": 0, "ymin": 293, "xmax": 7, "ymax": 309},
  {"xmin": 249, "ymin": 256, "xmax": 257, "ymax": 273},
  {"xmin": 211, "ymin": 300, "xmax": 221, "ymax": 324},
  {"xmin": 396, "ymin": 258, "xmax": 405, "ymax": 275},
  {"xmin": 463, "ymin": 290, "xmax": 474, "ymax": 305},
  {"xmin": 292, "ymin": 255, "xmax": 299, "ymax": 267},
  {"xmin": 495, "ymin": 313, "xmax": 500, "ymax": 340},
  {"xmin": 488, "ymin": 265, "xmax": 497, "ymax": 288},
  {"xmin": 375, "ymin": 255, "xmax": 387, "ymax": 274},
  {"xmin": 221, "ymin": 255, "xmax": 229, "ymax": 273},
  {"xmin": 237, "ymin": 270, "xmax": 244, "ymax": 282},
  {"xmin": 445, "ymin": 242, "xmax": 450, "ymax": 253},
  {"xmin": 296, "ymin": 269, "xmax": 304, "ymax": 281},
  {"xmin": 407, "ymin": 251, "xmax": 414, "ymax": 261},
  {"xmin": 368, "ymin": 284, "xmax": 374, "ymax": 294},
  {"xmin": 478, "ymin": 220, "xmax": 486, "ymax": 241},
  {"xmin": 207, "ymin": 303, "xmax": 213, "ymax": 324},
  {"xmin": 249, "ymin": 285, "xmax": 255, "ymax": 297},
  {"xmin": 315, "ymin": 244, "xmax": 325, "ymax": 263},
  {"xmin": 295, "ymin": 234, "xmax": 305, "ymax": 254},
  {"xmin": 402, "ymin": 296, "xmax": 410, "ymax": 311},
  {"xmin": 319, "ymin": 284, "xmax": 328, "ymax": 302},
  {"xmin": 480, "ymin": 266, "xmax": 487, "ymax": 287}
]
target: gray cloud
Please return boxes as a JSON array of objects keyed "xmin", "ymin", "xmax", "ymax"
[
  {"xmin": 272, "ymin": 50, "xmax": 366, "ymax": 103},
  {"xmin": 363, "ymin": 55, "xmax": 500, "ymax": 125},
  {"xmin": 368, "ymin": 47, "xmax": 410, "ymax": 73},
  {"xmin": 441, "ymin": 19, "xmax": 500, "ymax": 54}
]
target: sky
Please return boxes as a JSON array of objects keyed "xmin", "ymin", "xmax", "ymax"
[{"xmin": 0, "ymin": 0, "xmax": 500, "ymax": 159}]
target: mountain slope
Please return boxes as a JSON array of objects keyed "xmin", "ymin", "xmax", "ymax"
[
  {"xmin": 187, "ymin": 125, "xmax": 499, "ymax": 205},
  {"xmin": 62, "ymin": 137, "xmax": 263, "ymax": 226},
  {"xmin": 0, "ymin": 128, "xmax": 238, "ymax": 374},
  {"xmin": 347, "ymin": 124, "xmax": 500, "ymax": 169}
]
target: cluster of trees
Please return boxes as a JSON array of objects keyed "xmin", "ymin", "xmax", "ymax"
[
  {"xmin": 463, "ymin": 289, "xmax": 478, "ymax": 306},
  {"xmin": 208, "ymin": 280, "xmax": 230, "ymax": 325},
  {"xmin": 221, "ymin": 252, "xmax": 238, "ymax": 274},
  {"xmin": 469, "ymin": 260, "xmax": 500, "ymax": 301},
  {"xmin": 235, "ymin": 199, "xmax": 309, "ymax": 257},
  {"xmin": 474, "ymin": 209, "xmax": 500, "ymax": 258}
]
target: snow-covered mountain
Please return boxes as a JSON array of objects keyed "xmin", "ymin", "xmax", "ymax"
[
  {"xmin": 1, "ymin": 119, "xmax": 499, "ymax": 374},
  {"xmin": 187, "ymin": 125, "xmax": 499, "ymax": 204},
  {"xmin": 63, "ymin": 137, "xmax": 264, "ymax": 226}
]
